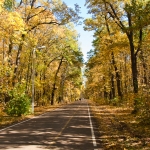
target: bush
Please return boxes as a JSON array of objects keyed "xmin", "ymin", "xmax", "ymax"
[
  {"xmin": 110, "ymin": 97, "xmax": 119, "ymax": 106},
  {"xmin": 4, "ymin": 95, "xmax": 30, "ymax": 116},
  {"xmin": 4, "ymin": 84, "xmax": 31, "ymax": 116}
]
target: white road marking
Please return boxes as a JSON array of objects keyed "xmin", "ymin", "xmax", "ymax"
[
  {"xmin": 0, "ymin": 117, "xmax": 34, "ymax": 132},
  {"xmin": 0, "ymin": 103, "xmax": 80, "ymax": 132},
  {"xmin": 87, "ymin": 103, "xmax": 97, "ymax": 147},
  {"xmin": 0, "ymin": 108, "xmax": 60, "ymax": 132}
]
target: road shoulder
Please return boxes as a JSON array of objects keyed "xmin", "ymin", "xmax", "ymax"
[{"xmin": 88, "ymin": 100, "xmax": 150, "ymax": 150}]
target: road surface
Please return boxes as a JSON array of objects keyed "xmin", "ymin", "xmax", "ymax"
[{"xmin": 0, "ymin": 100, "xmax": 101, "ymax": 150}]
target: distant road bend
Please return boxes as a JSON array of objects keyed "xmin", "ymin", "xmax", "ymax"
[{"xmin": 0, "ymin": 99, "xmax": 101, "ymax": 150}]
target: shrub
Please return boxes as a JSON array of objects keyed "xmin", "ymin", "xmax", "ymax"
[
  {"xmin": 110, "ymin": 97, "xmax": 119, "ymax": 106},
  {"xmin": 4, "ymin": 84, "xmax": 31, "ymax": 116}
]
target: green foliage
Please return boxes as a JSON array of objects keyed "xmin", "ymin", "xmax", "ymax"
[
  {"xmin": 4, "ymin": 0, "xmax": 14, "ymax": 11},
  {"xmin": 4, "ymin": 84, "xmax": 31, "ymax": 116},
  {"xmin": 109, "ymin": 97, "xmax": 120, "ymax": 106},
  {"xmin": 132, "ymin": 95, "xmax": 144, "ymax": 114}
]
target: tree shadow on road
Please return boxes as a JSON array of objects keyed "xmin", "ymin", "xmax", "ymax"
[{"xmin": 0, "ymin": 101, "xmax": 101, "ymax": 150}]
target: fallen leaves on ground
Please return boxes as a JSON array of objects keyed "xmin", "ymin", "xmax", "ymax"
[{"xmin": 89, "ymin": 100, "xmax": 150, "ymax": 150}]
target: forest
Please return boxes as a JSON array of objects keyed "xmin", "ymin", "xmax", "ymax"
[
  {"xmin": 0, "ymin": 0, "xmax": 150, "ymax": 149},
  {"xmin": 84, "ymin": 0, "xmax": 150, "ymax": 149},
  {"xmin": 0, "ymin": 0, "xmax": 83, "ymax": 116},
  {"xmin": 84, "ymin": 0, "xmax": 150, "ymax": 116}
]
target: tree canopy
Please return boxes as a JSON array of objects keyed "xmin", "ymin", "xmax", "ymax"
[
  {"xmin": 84, "ymin": 0, "xmax": 150, "ymax": 113},
  {"xmin": 0, "ymin": 0, "xmax": 83, "ymax": 114}
]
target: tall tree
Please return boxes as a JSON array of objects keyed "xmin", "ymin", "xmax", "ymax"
[
  {"xmin": 85, "ymin": 0, "xmax": 150, "ymax": 93},
  {"xmin": 0, "ymin": 0, "xmax": 83, "ymax": 106}
]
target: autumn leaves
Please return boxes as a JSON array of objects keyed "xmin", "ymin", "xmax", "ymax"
[
  {"xmin": 0, "ymin": 0, "xmax": 83, "ymax": 107},
  {"xmin": 84, "ymin": 0, "xmax": 150, "ymax": 105}
]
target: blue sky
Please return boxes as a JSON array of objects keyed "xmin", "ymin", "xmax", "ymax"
[{"xmin": 63, "ymin": 0, "xmax": 94, "ymax": 62}]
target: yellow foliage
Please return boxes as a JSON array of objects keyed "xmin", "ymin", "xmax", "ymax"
[
  {"xmin": 0, "ymin": 0, "xmax": 4, "ymax": 12},
  {"xmin": 0, "ymin": 10, "xmax": 25, "ymax": 41}
]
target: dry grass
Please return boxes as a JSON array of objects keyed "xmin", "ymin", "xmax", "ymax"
[{"xmin": 89, "ymin": 100, "xmax": 150, "ymax": 150}]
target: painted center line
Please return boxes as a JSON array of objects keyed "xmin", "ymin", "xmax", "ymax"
[{"xmin": 87, "ymin": 103, "xmax": 97, "ymax": 147}]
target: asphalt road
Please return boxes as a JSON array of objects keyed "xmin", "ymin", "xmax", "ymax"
[{"xmin": 0, "ymin": 99, "xmax": 102, "ymax": 150}]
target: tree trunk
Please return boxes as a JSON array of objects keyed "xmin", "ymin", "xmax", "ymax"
[
  {"xmin": 104, "ymin": 13, "xmax": 122, "ymax": 98},
  {"xmin": 128, "ymin": 34, "xmax": 138, "ymax": 93},
  {"xmin": 58, "ymin": 68, "xmax": 67, "ymax": 103},
  {"xmin": 111, "ymin": 73, "xmax": 115, "ymax": 99},
  {"xmin": 51, "ymin": 56, "xmax": 64, "ymax": 105},
  {"xmin": 124, "ymin": 55, "xmax": 128, "ymax": 94},
  {"xmin": 103, "ymin": 77, "xmax": 108, "ymax": 99},
  {"xmin": 12, "ymin": 34, "xmax": 25, "ymax": 86},
  {"xmin": 126, "ymin": 12, "xmax": 139, "ymax": 93},
  {"xmin": 104, "ymin": 88, "xmax": 108, "ymax": 99},
  {"xmin": 111, "ymin": 52, "xmax": 123, "ymax": 98},
  {"xmin": 140, "ymin": 51, "xmax": 147, "ymax": 85},
  {"xmin": 26, "ymin": 50, "xmax": 32, "ymax": 91}
]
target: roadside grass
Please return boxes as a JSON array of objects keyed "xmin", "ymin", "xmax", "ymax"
[
  {"xmin": 0, "ymin": 103, "xmax": 64, "ymax": 130},
  {"xmin": 89, "ymin": 100, "xmax": 150, "ymax": 150}
]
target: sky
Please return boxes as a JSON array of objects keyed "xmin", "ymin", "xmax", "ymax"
[{"xmin": 63, "ymin": 0, "xmax": 94, "ymax": 62}]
